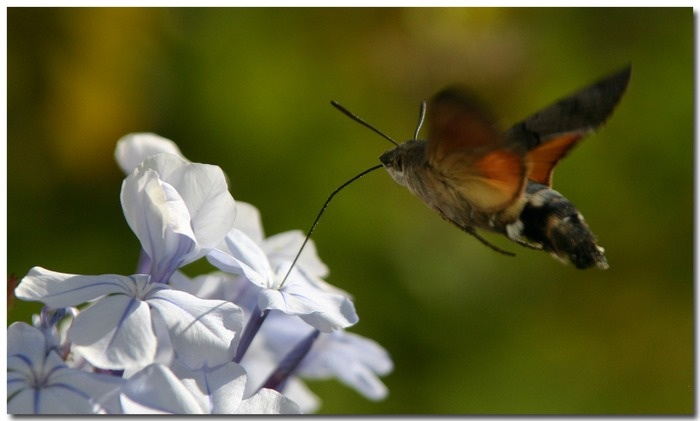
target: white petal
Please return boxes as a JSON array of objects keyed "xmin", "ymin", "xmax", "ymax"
[
  {"xmin": 300, "ymin": 331, "xmax": 392, "ymax": 401},
  {"xmin": 48, "ymin": 368, "xmax": 124, "ymax": 414},
  {"xmin": 257, "ymin": 310, "xmax": 316, "ymax": 354},
  {"xmin": 282, "ymin": 377, "xmax": 321, "ymax": 414},
  {"xmin": 322, "ymin": 347, "xmax": 389, "ymax": 400},
  {"xmin": 208, "ymin": 229, "xmax": 275, "ymax": 288},
  {"xmin": 149, "ymin": 309, "xmax": 176, "ymax": 367},
  {"xmin": 234, "ymin": 201, "xmax": 265, "ymax": 244},
  {"xmin": 207, "ymin": 364, "xmax": 248, "ymax": 414},
  {"xmin": 164, "ymin": 162, "xmax": 236, "ymax": 251},
  {"xmin": 8, "ymin": 329, "xmax": 124, "ymax": 415},
  {"xmin": 147, "ymin": 289, "xmax": 243, "ymax": 369},
  {"xmin": 121, "ymin": 167, "xmax": 197, "ymax": 281},
  {"xmin": 334, "ymin": 355, "xmax": 388, "ymax": 400},
  {"xmin": 7, "ymin": 387, "xmax": 36, "ymax": 414},
  {"xmin": 69, "ymin": 295, "xmax": 157, "ymax": 370},
  {"xmin": 9, "ymin": 351, "xmax": 63, "ymax": 414},
  {"xmin": 9, "ymin": 374, "xmax": 110, "ymax": 414},
  {"xmin": 346, "ymin": 332, "xmax": 393, "ymax": 375},
  {"xmin": 235, "ymin": 388, "xmax": 302, "ymax": 414},
  {"xmin": 170, "ymin": 360, "xmax": 248, "ymax": 414},
  {"xmin": 115, "ymin": 133, "xmax": 187, "ymax": 175},
  {"xmin": 121, "ymin": 364, "xmax": 204, "ymax": 414},
  {"xmin": 297, "ymin": 295, "xmax": 358, "ymax": 333},
  {"xmin": 15, "ymin": 267, "xmax": 132, "ymax": 308},
  {"xmin": 7, "ymin": 321, "xmax": 48, "ymax": 362},
  {"xmin": 167, "ymin": 270, "xmax": 221, "ymax": 299},
  {"xmin": 264, "ymin": 230, "xmax": 329, "ymax": 278},
  {"xmin": 137, "ymin": 152, "xmax": 189, "ymax": 180},
  {"xmin": 206, "ymin": 248, "xmax": 245, "ymax": 277},
  {"xmin": 259, "ymin": 282, "xmax": 358, "ymax": 332},
  {"xmin": 169, "ymin": 271, "xmax": 246, "ymax": 304}
]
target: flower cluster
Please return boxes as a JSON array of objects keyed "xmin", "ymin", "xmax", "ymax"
[{"xmin": 8, "ymin": 133, "xmax": 393, "ymax": 414}]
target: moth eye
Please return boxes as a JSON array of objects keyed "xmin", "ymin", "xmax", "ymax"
[{"xmin": 394, "ymin": 156, "xmax": 403, "ymax": 170}]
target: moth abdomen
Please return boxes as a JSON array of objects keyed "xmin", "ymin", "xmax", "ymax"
[{"xmin": 515, "ymin": 183, "xmax": 608, "ymax": 270}]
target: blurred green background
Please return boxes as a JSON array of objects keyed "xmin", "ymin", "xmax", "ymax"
[{"xmin": 7, "ymin": 8, "xmax": 693, "ymax": 414}]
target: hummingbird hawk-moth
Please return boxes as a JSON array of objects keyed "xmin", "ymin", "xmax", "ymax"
[{"xmin": 335, "ymin": 66, "xmax": 631, "ymax": 269}]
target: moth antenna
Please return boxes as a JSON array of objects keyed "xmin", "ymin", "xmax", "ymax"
[
  {"xmin": 413, "ymin": 99, "xmax": 427, "ymax": 141},
  {"xmin": 331, "ymin": 100, "xmax": 400, "ymax": 146},
  {"xmin": 278, "ymin": 164, "xmax": 383, "ymax": 288}
]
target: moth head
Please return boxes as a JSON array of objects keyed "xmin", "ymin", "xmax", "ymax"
[{"xmin": 379, "ymin": 140, "xmax": 425, "ymax": 187}]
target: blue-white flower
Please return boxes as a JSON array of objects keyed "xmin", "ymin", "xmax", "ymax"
[
  {"xmin": 15, "ymin": 150, "xmax": 242, "ymax": 371},
  {"xmin": 170, "ymin": 202, "xmax": 387, "ymax": 410},
  {"xmin": 208, "ymin": 228, "xmax": 358, "ymax": 333},
  {"xmin": 8, "ymin": 322, "xmax": 123, "ymax": 414},
  {"xmin": 15, "ymin": 268, "xmax": 243, "ymax": 371},
  {"xmin": 120, "ymin": 362, "xmax": 301, "ymax": 414},
  {"xmin": 234, "ymin": 201, "xmax": 331, "ymax": 280},
  {"xmin": 299, "ymin": 329, "xmax": 393, "ymax": 401},
  {"xmin": 11, "ymin": 132, "xmax": 394, "ymax": 414},
  {"xmin": 121, "ymin": 153, "xmax": 236, "ymax": 283},
  {"xmin": 248, "ymin": 311, "xmax": 393, "ymax": 401}
]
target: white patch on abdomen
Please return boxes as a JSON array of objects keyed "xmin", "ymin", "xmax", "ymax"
[{"xmin": 506, "ymin": 219, "xmax": 525, "ymax": 241}]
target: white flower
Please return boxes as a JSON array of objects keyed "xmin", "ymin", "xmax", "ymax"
[
  {"xmin": 121, "ymin": 153, "xmax": 236, "ymax": 283},
  {"xmin": 300, "ymin": 329, "xmax": 393, "ymax": 401},
  {"xmin": 208, "ymin": 228, "xmax": 358, "ymax": 333},
  {"xmin": 7, "ymin": 322, "xmax": 123, "ymax": 414},
  {"xmin": 250, "ymin": 311, "xmax": 393, "ymax": 401},
  {"xmin": 120, "ymin": 362, "xmax": 301, "ymax": 414},
  {"xmin": 15, "ymin": 267, "xmax": 243, "ymax": 371},
  {"xmin": 11, "ymin": 132, "xmax": 394, "ymax": 414},
  {"xmin": 235, "ymin": 201, "xmax": 332, "ymax": 283}
]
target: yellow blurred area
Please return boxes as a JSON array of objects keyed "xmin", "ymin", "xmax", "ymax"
[{"xmin": 38, "ymin": 9, "xmax": 163, "ymax": 177}]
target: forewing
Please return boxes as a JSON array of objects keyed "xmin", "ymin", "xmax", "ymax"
[
  {"xmin": 505, "ymin": 65, "xmax": 631, "ymax": 186},
  {"xmin": 427, "ymin": 87, "xmax": 527, "ymax": 212}
]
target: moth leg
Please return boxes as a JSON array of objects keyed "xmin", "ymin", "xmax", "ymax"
[
  {"xmin": 505, "ymin": 220, "xmax": 543, "ymax": 250},
  {"xmin": 464, "ymin": 227, "xmax": 516, "ymax": 257},
  {"xmin": 512, "ymin": 238, "xmax": 544, "ymax": 250}
]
